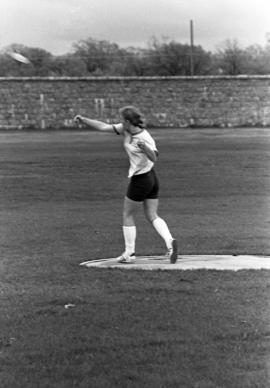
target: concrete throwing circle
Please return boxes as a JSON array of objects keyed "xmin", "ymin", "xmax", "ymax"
[{"xmin": 80, "ymin": 255, "xmax": 270, "ymax": 271}]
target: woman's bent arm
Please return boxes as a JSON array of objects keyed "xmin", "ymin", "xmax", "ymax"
[{"xmin": 137, "ymin": 141, "xmax": 158, "ymax": 162}]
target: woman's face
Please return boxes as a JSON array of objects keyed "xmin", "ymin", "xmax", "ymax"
[{"xmin": 121, "ymin": 117, "xmax": 132, "ymax": 133}]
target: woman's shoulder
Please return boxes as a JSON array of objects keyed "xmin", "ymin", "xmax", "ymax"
[
  {"xmin": 140, "ymin": 129, "xmax": 154, "ymax": 140},
  {"xmin": 112, "ymin": 123, "xmax": 124, "ymax": 135}
]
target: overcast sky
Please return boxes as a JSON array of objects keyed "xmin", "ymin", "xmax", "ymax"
[{"xmin": 1, "ymin": 0, "xmax": 269, "ymax": 55}]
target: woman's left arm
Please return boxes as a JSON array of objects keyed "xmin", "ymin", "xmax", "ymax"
[{"xmin": 137, "ymin": 141, "xmax": 158, "ymax": 162}]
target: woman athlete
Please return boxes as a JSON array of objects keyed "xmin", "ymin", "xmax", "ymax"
[{"xmin": 74, "ymin": 105, "xmax": 178, "ymax": 264}]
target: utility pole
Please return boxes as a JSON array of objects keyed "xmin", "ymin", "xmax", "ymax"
[{"xmin": 190, "ymin": 19, "xmax": 194, "ymax": 76}]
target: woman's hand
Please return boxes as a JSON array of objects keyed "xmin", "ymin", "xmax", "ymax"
[
  {"xmin": 74, "ymin": 115, "xmax": 83, "ymax": 125},
  {"xmin": 137, "ymin": 140, "xmax": 146, "ymax": 151}
]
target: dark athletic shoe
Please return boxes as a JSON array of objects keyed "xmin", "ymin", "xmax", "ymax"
[{"xmin": 167, "ymin": 239, "xmax": 178, "ymax": 264}]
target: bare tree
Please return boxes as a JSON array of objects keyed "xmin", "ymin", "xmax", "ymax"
[{"xmin": 215, "ymin": 39, "xmax": 247, "ymax": 75}]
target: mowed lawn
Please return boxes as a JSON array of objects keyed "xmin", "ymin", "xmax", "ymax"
[{"xmin": 0, "ymin": 128, "xmax": 270, "ymax": 388}]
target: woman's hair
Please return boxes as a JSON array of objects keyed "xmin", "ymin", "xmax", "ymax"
[{"xmin": 119, "ymin": 105, "xmax": 145, "ymax": 128}]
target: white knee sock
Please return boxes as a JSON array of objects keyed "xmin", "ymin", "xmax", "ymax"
[
  {"xmin": 123, "ymin": 226, "xmax": 136, "ymax": 254},
  {"xmin": 152, "ymin": 217, "xmax": 173, "ymax": 249}
]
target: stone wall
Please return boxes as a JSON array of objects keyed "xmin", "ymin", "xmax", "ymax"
[{"xmin": 0, "ymin": 76, "xmax": 269, "ymax": 129}]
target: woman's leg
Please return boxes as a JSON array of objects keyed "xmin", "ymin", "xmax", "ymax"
[
  {"xmin": 143, "ymin": 198, "xmax": 173, "ymax": 249},
  {"xmin": 121, "ymin": 196, "xmax": 141, "ymax": 255},
  {"xmin": 144, "ymin": 198, "xmax": 178, "ymax": 262}
]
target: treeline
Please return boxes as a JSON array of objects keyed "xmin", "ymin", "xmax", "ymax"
[{"xmin": 0, "ymin": 37, "xmax": 270, "ymax": 76}]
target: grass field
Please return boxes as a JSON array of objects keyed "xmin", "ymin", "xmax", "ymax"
[{"xmin": 0, "ymin": 128, "xmax": 270, "ymax": 387}]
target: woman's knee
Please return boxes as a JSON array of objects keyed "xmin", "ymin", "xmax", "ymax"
[
  {"xmin": 123, "ymin": 197, "xmax": 140, "ymax": 225},
  {"xmin": 144, "ymin": 209, "xmax": 158, "ymax": 223},
  {"xmin": 123, "ymin": 207, "xmax": 134, "ymax": 219},
  {"xmin": 143, "ymin": 199, "xmax": 159, "ymax": 223}
]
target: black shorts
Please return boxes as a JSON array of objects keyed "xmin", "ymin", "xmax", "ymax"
[{"xmin": 126, "ymin": 169, "xmax": 159, "ymax": 202}]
